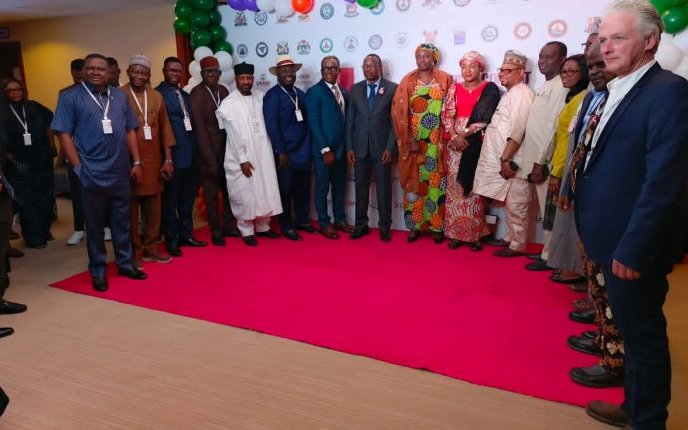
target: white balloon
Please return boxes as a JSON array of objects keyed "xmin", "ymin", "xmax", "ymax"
[
  {"xmin": 257, "ymin": 0, "xmax": 276, "ymax": 12},
  {"xmin": 188, "ymin": 60, "xmax": 201, "ymax": 78},
  {"xmin": 193, "ymin": 46, "xmax": 213, "ymax": 63},
  {"xmin": 656, "ymin": 40, "xmax": 684, "ymax": 71},
  {"xmin": 187, "ymin": 76, "xmax": 201, "ymax": 89},
  {"xmin": 220, "ymin": 69, "xmax": 235, "ymax": 85},
  {"xmin": 274, "ymin": 0, "xmax": 294, "ymax": 18},
  {"xmin": 216, "ymin": 51, "xmax": 234, "ymax": 71},
  {"xmin": 672, "ymin": 56, "xmax": 688, "ymax": 80},
  {"xmin": 670, "ymin": 31, "xmax": 688, "ymax": 55}
]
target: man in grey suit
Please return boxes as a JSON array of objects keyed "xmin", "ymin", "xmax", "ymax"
[{"xmin": 346, "ymin": 54, "xmax": 398, "ymax": 242}]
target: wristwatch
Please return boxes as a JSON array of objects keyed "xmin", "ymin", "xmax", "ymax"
[{"xmin": 132, "ymin": 160, "xmax": 142, "ymax": 166}]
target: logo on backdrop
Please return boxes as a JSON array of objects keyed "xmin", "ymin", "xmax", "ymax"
[
  {"xmin": 297, "ymin": 69, "xmax": 315, "ymax": 88},
  {"xmin": 277, "ymin": 41, "xmax": 290, "ymax": 55},
  {"xmin": 345, "ymin": 2, "xmax": 359, "ymax": 17},
  {"xmin": 371, "ymin": 1, "xmax": 385, "ymax": 15},
  {"xmin": 255, "ymin": 11, "xmax": 268, "ymax": 25},
  {"xmin": 422, "ymin": 0, "xmax": 442, "ymax": 8},
  {"xmin": 320, "ymin": 2, "xmax": 335, "ymax": 20},
  {"xmin": 481, "ymin": 25, "xmax": 499, "ymax": 42},
  {"xmin": 234, "ymin": 12, "xmax": 248, "ymax": 26},
  {"xmin": 548, "ymin": 19, "xmax": 567, "ymax": 38},
  {"xmin": 423, "ymin": 30, "xmax": 438, "ymax": 44},
  {"xmin": 344, "ymin": 36, "xmax": 359, "ymax": 52},
  {"xmin": 514, "ymin": 22, "xmax": 532, "ymax": 40},
  {"xmin": 255, "ymin": 73, "xmax": 272, "ymax": 90},
  {"xmin": 236, "ymin": 44, "xmax": 249, "ymax": 59},
  {"xmin": 256, "ymin": 42, "xmax": 269, "ymax": 57},
  {"xmin": 369, "ymin": 34, "xmax": 383, "ymax": 50},
  {"xmin": 296, "ymin": 39, "xmax": 311, "ymax": 55},
  {"xmin": 320, "ymin": 37, "xmax": 333, "ymax": 53},
  {"xmin": 395, "ymin": 32, "xmax": 409, "ymax": 48},
  {"xmin": 396, "ymin": 0, "xmax": 410, "ymax": 12},
  {"xmin": 453, "ymin": 0, "xmax": 470, "ymax": 5},
  {"xmin": 454, "ymin": 29, "xmax": 466, "ymax": 45}
]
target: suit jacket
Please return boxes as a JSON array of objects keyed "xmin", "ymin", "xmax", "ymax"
[
  {"xmin": 306, "ymin": 79, "xmax": 348, "ymax": 160},
  {"xmin": 189, "ymin": 84, "xmax": 229, "ymax": 174},
  {"xmin": 575, "ymin": 64, "xmax": 688, "ymax": 274},
  {"xmin": 345, "ymin": 78, "xmax": 398, "ymax": 160}
]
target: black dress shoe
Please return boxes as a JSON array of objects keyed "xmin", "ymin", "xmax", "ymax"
[
  {"xmin": 117, "ymin": 267, "xmax": 148, "ymax": 280},
  {"xmin": 432, "ymin": 231, "xmax": 444, "ymax": 244},
  {"xmin": 350, "ymin": 227, "xmax": 370, "ymax": 240},
  {"xmin": 585, "ymin": 401, "xmax": 628, "ymax": 427},
  {"xmin": 550, "ymin": 273, "xmax": 586, "ymax": 284},
  {"xmin": 583, "ymin": 330, "xmax": 597, "ymax": 339},
  {"xmin": 525, "ymin": 258, "xmax": 553, "ymax": 271},
  {"xmin": 570, "ymin": 282, "xmax": 588, "ymax": 293},
  {"xmin": 0, "ymin": 300, "xmax": 27, "ymax": 315},
  {"xmin": 179, "ymin": 237, "xmax": 207, "ymax": 247},
  {"xmin": 493, "ymin": 248, "xmax": 525, "ymax": 257},
  {"xmin": 527, "ymin": 253, "xmax": 542, "ymax": 260},
  {"xmin": 243, "ymin": 235, "xmax": 258, "ymax": 246},
  {"xmin": 469, "ymin": 241, "xmax": 482, "ymax": 251},
  {"xmin": 222, "ymin": 227, "xmax": 242, "ymax": 237},
  {"xmin": 407, "ymin": 230, "xmax": 419, "ymax": 243},
  {"xmin": 0, "ymin": 327, "xmax": 14, "ymax": 338},
  {"xmin": 211, "ymin": 234, "xmax": 226, "ymax": 246},
  {"xmin": 167, "ymin": 246, "xmax": 183, "ymax": 257},
  {"xmin": 296, "ymin": 223, "xmax": 316, "ymax": 233},
  {"xmin": 257, "ymin": 229, "xmax": 281, "ymax": 239},
  {"xmin": 486, "ymin": 237, "xmax": 509, "ymax": 247},
  {"xmin": 92, "ymin": 277, "xmax": 109, "ymax": 292},
  {"xmin": 448, "ymin": 239, "xmax": 463, "ymax": 249},
  {"xmin": 320, "ymin": 226, "xmax": 339, "ymax": 239},
  {"xmin": 569, "ymin": 308, "xmax": 595, "ymax": 324},
  {"xmin": 567, "ymin": 334, "xmax": 602, "ymax": 356},
  {"xmin": 283, "ymin": 230, "xmax": 302, "ymax": 241},
  {"xmin": 333, "ymin": 221, "xmax": 354, "ymax": 233},
  {"xmin": 380, "ymin": 230, "xmax": 391, "ymax": 242},
  {"xmin": 570, "ymin": 365, "xmax": 624, "ymax": 388}
]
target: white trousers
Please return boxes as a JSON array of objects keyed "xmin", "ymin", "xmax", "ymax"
[{"xmin": 237, "ymin": 216, "xmax": 271, "ymax": 237}]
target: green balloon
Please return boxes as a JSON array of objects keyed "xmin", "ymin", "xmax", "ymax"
[
  {"xmin": 190, "ymin": 10, "xmax": 210, "ymax": 29},
  {"xmin": 214, "ymin": 41, "xmax": 234, "ymax": 56},
  {"xmin": 663, "ymin": 7, "xmax": 688, "ymax": 34},
  {"xmin": 191, "ymin": 29, "xmax": 212, "ymax": 49},
  {"xmin": 209, "ymin": 9, "xmax": 222, "ymax": 25},
  {"xmin": 653, "ymin": 2, "xmax": 670, "ymax": 14},
  {"xmin": 208, "ymin": 25, "xmax": 226, "ymax": 43},
  {"xmin": 174, "ymin": 0, "xmax": 194, "ymax": 18},
  {"xmin": 193, "ymin": 0, "xmax": 215, "ymax": 11},
  {"xmin": 173, "ymin": 17, "xmax": 192, "ymax": 34}
]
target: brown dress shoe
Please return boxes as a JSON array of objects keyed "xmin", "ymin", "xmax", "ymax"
[
  {"xmin": 493, "ymin": 248, "xmax": 525, "ymax": 257},
  {"xmin": 585, "ymin": 401, "xmax": 628, "ymax": 427},
  {"xmin": 572, "ymin": 297, "xmax": 594, "ymax": 311},
  {"xmin": 320, "ymin": 226, "xmax": 339, "ymax": 239},
  {"xmin": 570, "ymin": 365, "xmax": 624, "ymax": 388}
]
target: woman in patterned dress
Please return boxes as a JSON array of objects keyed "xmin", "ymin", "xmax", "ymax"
[
  {"xmin": 391, "ymin": 44, "xmax": 453, "ymax": 243},
  {"xmin": 441, "ymin": 51, "xmax": 501, "ymax": 251}
]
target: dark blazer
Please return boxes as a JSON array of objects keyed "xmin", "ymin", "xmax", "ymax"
[
  {"xmin": 575, "ymin": 64, "xmax": 688, "ymax": 274},
  {"xmin": 306, "ymin": 79, "xmax": 348, "ymax": 159},
  {"xmin": 345, "ymin": 78, "xmax": 398, "ymax": 160}
]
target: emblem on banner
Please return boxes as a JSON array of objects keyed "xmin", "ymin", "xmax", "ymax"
[
  {"xmin": 320, "ymin": 2, "xmax": 335, "ymax": 19},
  {"xmin": 548, "ymin": 19, "xmax": 567, "ymax": 38},
  {"xmin": 423, "ymin": 30, "xmax": 438, "ymax": 44},
  {"xmin": 514, "ymin": 22, "xmax": 532, "ymax": 40},
  {"xmin": 256, "ymin": 42, "xmax": 269, "ymax": 57},
  {"xmin": 234, "ymin": 12, "xmax": 248, "ymax": 26},
  {"xmin": 298, "ymin": 69, "xmax": 314, "ymax": 88},
  {"xmin": 256, "ymin": 73, "xmax": 272, "ymax": 89},
  {"xmin": 296, "ymin": 39, "xmax": 311, "ymax": 55},
  {"xmin": 369, "ymin": 34, "xmax": 383, "ymax": 50},
  {"xmin": 255, "ymin": 11, "xmax": 268, "ymax": 25},
  {"xmin": 320, "ymin": 37, "xmax": 333, "ymax": 53},
  {"xmin": 395, "ymin": 32, "xmax": 409, "ymax": 48},
  {"xmin": 276, "ymin": 41, "xmax": 290, "ymax": 55},
  {"xmin": 396, "ymin": 0, "xmax": 411, "ymax": 12},
  {"xmin": 344, "ymin": 36, "xmax": 359, "ymax": 52},
  {"xmin": 370, "ymin": 1, "xmax": 385, "ymax": 14},
  {"xmin": 453, "ymin": 29, "xmax": 466, "ymax": 45},
  {"xmin": 453, "ymin": 0, "xmax": 470, "ymax": 5},
  {"xmin": 422, "ymin": 0, "xmax": 441, "ymax": 8},
  {"xmin": 481, "ymin": 25, "xmax": 498, "ymax": 42},
  {"xmin": 345, "ymin": 2, "xmax": 359, "ymax": 17},
  {"xmin": 236, "ymin": 44, "xmax": 249, "ymax": 59}
]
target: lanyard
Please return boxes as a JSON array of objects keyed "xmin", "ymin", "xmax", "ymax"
[
  {"xmin": 9, "ymin": 104, "xmax": 28, "ymax": 134},
  {"xmin": 81, "ymin": 82, "xmax": 110, "ymax": 120},
  {"xmin": 175, "ymin": 89, "xmax": 190, "ymax": 120},
  {"xmin": 205, "ymin": 85, "xmax": 221, "ymax": 108},
  {"xmin": 129, "ymin": 86, "xmax": 149, "ymax": 127},
  {"xmin": 279, "ymin": 85, "xmax": 299, "ymax": 110}
]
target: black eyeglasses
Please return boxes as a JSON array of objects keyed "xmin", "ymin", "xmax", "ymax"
[
  {"xmin": 498, "ymin": 67, "xmax": 521, "ymax": 74},
  {"xmin": 322, "ymin": 66, "xmax": 339, "ymax": 72}
]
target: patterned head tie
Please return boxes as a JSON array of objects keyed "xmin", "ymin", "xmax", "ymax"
[
  {"xmin": 416, "ymin": 43, "xmax": 441, "ymax": 65},
  {"xmin": 460, "ymin": 51, "xmax": 486, "ymax": 72}
]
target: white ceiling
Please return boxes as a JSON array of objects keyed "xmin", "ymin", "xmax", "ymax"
[{"xmin": 0, "ymin": 0, "xmax": 174, "ymax": 23}]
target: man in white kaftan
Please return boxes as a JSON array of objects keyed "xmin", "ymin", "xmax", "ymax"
[
  {"xmin": 216, "ymin": 62, "xmax": 283, "ymax": 246},
  {"xmin": 473, "ymin": 50, "xmax": 534, "ymax": 256}
]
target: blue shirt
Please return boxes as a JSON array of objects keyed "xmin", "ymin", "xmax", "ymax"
[
  {"xmin": 155, "ymin": 81, "xmax": 197, "ymax": 169},
  {"xmin": 367, "ymin": 79, "xmax": 381, "ymax": 99},
  {"xmin": 263, "ymin": 84, "xmax": 311, "ymax": 170},
  {"xmin": 52, "ymin": 83, "xmax": 138, "ymax": 188}
]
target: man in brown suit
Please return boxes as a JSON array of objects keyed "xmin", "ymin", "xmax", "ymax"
[{"xmin": 189, "ymin": 56, "xmax": 239, "ymax": 246}]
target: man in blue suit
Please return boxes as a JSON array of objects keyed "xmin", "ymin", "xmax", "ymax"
[
  {"xmin": 306, "ymin": 56, "xmax": 352, "ymax": 239},
  {"xmin": 576, "ymin": 2, "xmax": 688, "ymax": 429}
]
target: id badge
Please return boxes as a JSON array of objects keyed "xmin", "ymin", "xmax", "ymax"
[
  {"xmin": 23, "ymin": 133, "xmax": 32, "ymax": 146},
  {"xmin": 102, "ymin": 119, "xmax": 113, "ymax": 134},
  {"xmin": 183, "ymin": 117, "xmax": 193, "ymax": 131},
  {"xmin": 143, "ymin": 125, "xmax": 153, "ymax": 140},
  {"xmin": 295, "ymin": 109, "xmax": 304, "ymax": 122}
]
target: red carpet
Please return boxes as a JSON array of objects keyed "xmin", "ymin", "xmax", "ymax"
[{"xmin": 51, "ymin": 227, "xmax": 623, "ymax": 407}]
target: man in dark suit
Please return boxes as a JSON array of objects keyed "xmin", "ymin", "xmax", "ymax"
[
  {"xmin": 306, "ymin": 55, "xmax": 352, "ymax": 239},
  {"xmin": 346, "ymin": 54, "xmax": 398, "ymax": 242},
  {"xmin": 575, "ymin": 2, "xmax": 688, "ymax": 429}
]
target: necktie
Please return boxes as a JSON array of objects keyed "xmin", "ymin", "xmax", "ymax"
[
  {"xmin": 569, "ymin": 96, "xmax": 607, "ymax": 194},
  {"xmin": 332, "ymin": 85, "xmax": 344, "ymax": 115},
  {"xmin": 367, "ymin": 83, "xmax": 376, "ymax": 110}
]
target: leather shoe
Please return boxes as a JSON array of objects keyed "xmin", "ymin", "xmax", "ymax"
[
  {"xmin": 222, "ymin": 227, "xmax": 242, "ymax": 237},
  {"xmin": 567, "ymin": 334, "xmax": 602, "ymax": 356},
  {"xmin": 350, "ymin": 226, "xmax": 370, "ymax": 240},
  {"xmin": 470, "ymin": 242, "xmax": 482, "ymax": 251},
  {"xmin": 117, "ymin": 267, "xmax": 148, "ymax": 280},
  {"xmin": 0, "ymin": 327, "xmax": 14, "ymax": 338},
  {"xmin": 179, "ymin": 237, "xmax": 207, "ymax": 247},
  {"xmin": 525, "ymin": 258, "xmax": 553, "ymax": 271},
  {"xmin": 493, "ymin": 248, "xmax": 525, "ymax": 257},
  {"xmin": 583, "ymin": 330, "xmax": 597, "ymax": 339},
  {"xmin": 380, "ymin": 230, "xmax": 391, "ymax": 242},
  {"xmin": 551, "ymin": 273, "xmax": 586, "ymax": 284},
  {"xmin": 569, "ymin": 308, "xmax": 595, "ymax": 324},
  {"xmin": 407, "ymin": 230, "xmax": 419, "ymax": 243},
  {"xmin": 296, "ymin": 223, "xmax": 316, "ymax": 233},
  {"xmin": 334, "ymin": 221, "xmax": 353, "ymax": 233},
  {"xmin": 9, "ymin": 246, "xmax": 24, "ymax": 258},
  {"xmin": 448, "ymin": 239, "xmax": 463, "ymax": 249},
  {"xmin": 320, "ymin": 226, "xmax": 339, "ymax": 239},
  {"xmin": 570, "ymin": 365, "xmax": 624, "ymax": 388},
  {"xmin": 572, "ymin": 297, "xmax": 594, "ymax": 311},
  {"xmin": 570, "ymin": 282, "xmax": 588, "ymax": 293},
  {"xmin": 283, "ymin": 230, "xmax": 302, "ymax": 241},
  {"xmin": 527, "ymin": 253, "xmax": 541, "ymax": 260},
  {"xmin": 243, "ymin": 235, "xmax": 258, "ymax": 246},
  {"xmin": 92, "ymin": 277, "xmax": 109, "ymax": 292},
  {"xmin": 486, "ymin": 237, "xmax": 509, "ymax": 247},
  {"xmin": 585, "ymin": 401, "xmax": 628, "ymax": 428},
  {"xmin": 432, "ymin": 231, "xmax": 444, "ymax": 244},
  {"xmin": 0, "ymin": 300, "xmax": 27, "ymax": 315},
  {"xmin": 257, "ymin": 229, "xmax": 281, "ymax": 239},
  {"xmin": 211, "ymin": 234, "xmax": 226, "ymax": 246},
  {"xmin": 167, "ymin": 246, "xmax": 183, "ymax": 257}
]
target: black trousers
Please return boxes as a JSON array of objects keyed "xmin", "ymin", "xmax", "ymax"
[
  {"xmin": 277, "ymin": 166, "xmax": 311, "ymax": 232},
  {"xmin": 199, "ymin": 172, "xmax": 235, "ymax": 237},
  {"xmin": 8, "ymin": 159, "xmax": 54, "ymax": 247},
  {"xmin": 162, "ymin": 166, "xmax": 199, "ymax": 247},
  {"xmin": 354, "ymin": 155, "xmax": 392, "ymax": 232},
  {"xmin": 0, "ymin": 190, "xmax": 12, "ymax": 299},
  {"xmin": 68, "ymin": 165, "xmax": 85, "ymax": 231}
]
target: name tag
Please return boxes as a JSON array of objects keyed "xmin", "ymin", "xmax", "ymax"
[
  {"xmin": 183, "ymin": 117, "xmax": 193, "ymax": 131},
  {"xmin": 23, "ymin": 133, "xmax": 32, "ymax": 146},
  {"xmin": 102, "ymin": 119, "xmax": 113, "ymax": 134},
  {"xmin": 295, "ymin": 109, "xmax": 303, "ymax": 122},
  {"xmin": 143, "ymin": 125, "xmax": 153, "ymax": 140}
]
